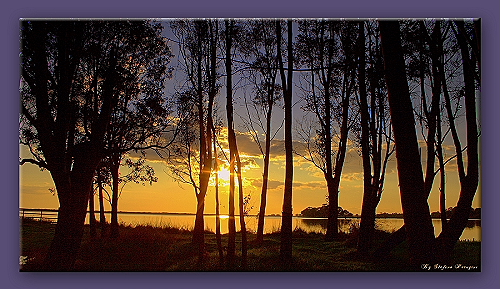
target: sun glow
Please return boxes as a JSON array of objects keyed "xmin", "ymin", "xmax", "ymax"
[{"xmin": 218, "ymin": 168, "xmax": 231, "ymax": 182}]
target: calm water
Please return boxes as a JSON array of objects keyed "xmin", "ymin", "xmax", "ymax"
[{"xmin": 87, "ymin": 213, "xmax": 481, "ymax": 241}]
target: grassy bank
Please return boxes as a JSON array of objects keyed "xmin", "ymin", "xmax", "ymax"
[{"xmin": 20, "ymin": 218, "xmax": 480, "ymax": 272}]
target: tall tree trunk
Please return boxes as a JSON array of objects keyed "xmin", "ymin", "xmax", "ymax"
[
  {"xmin": 434, "ymin": 23, "xmax": 448, "ymax": 231},
  {"xmin": 421, "ymin": 22, "xmax": 441, "ymax": 197},
  {"xmin": 277, "ymin": 20, "xmax": 294, "ymax": 263},
  {"xmin": 44, "ymin": 187, "xmax": 91, "ymax": 270},
  {"xmin": 436, "ymin": 115, "xmax": 447, "ymax": 232},
  {"xmin": 213, "ymin": 128, "xmax": 224, "ymax": 264},
  {"xmin": 110, "ymin": 155, "xmax": 120, "ymax": 238},
  {"xmin": 374, "ymin": 20, "xmax": 443, "ymax": 256},
  {"xmin": 325, "ymin": 25, "xmax": 355, "ymax": 241},
  {"xmin": 435, "ymin": 20, "xmax": 479, "ymax": 263},
  {"xmin": 322, "ymin": 33, "xmax": 337, "ymax": 242},
  {"xmin": 193, "ymin": 193, "xmax": 206, "ymax": 245},
  {"xmin": 326, "ymin": 77, "xmax": 351, "ymax": 241},
  {"xmin": 192, "ymin": 21, "xmax": 206, "ymax": 248},
  {"xmin": 357, "ymin": 21, "xmax": 377, "ymax": 252},
  {"xmin": 89, "ymin": 189, "xmax": 96, "ymax": 238},
  {"xmin": 192, "ymin": 21, "xmax": 215, "ymax": 252},
  {"xmin": 44, "ymin": 145, "xmax": 98, "ymax": 271},
  {"xmin": 227, "ymin": 150, "xmax": 236, "ymax": 267},
  {"xmin": 256, "ymin": 105, "xmax": 273, "ymax": 243},
  {"xmin": 225, "ymin": 20, "xmax": 237, "ymax": 268},
  {"xmin": 98, "ymin": 176, "xmax": 107, "ymax": 238},
  {"xmin": 379, "ymin": 20, "xmax": 435, "ymax": 267},
  {"xmin": 376, "ymin": 20, "xmax": 480, "ymax": 263},
  {"xmin": 236, "ymin": 152, "xmax": 248, "ymax": 268}
]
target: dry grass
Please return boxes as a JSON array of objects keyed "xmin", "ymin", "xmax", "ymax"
[{"xmin": 20, "ymin": 218, "xmax": 480, "ymax": 272}]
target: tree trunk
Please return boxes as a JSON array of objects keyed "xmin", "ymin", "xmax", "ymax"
[
  {"xmin": 317, "ymin": 23, "xmax": 335, "ymax": 243},
  {"xmin": 436, "ymin": 116, "xmax": 447, "ymax": 232},
  {"xmin": 89, "ymin": 189, "xmax": 96, "ymax": 238},
  {"xmin": 277, "ymin": 20, "xmax": 294, "ymax": 263},
  {"xmin": 44, "ymin": 146, "xmax": 98, "ymax": 271},
  {"xmin": 435, "ymin": 20, "xmax": 479, "ymax": 263},
  {"xmin": 324, "ymin": 176, "xmax": 338, "ymax": 241},
  {"xmin": 374, "ymin": 21, "xmax": 444, "ymax": 255},
  {"xmin": 193, "ymin": 193, "xmax": 206, "ymax": 246},
  {"xmin": 98, "ymin": 177, "xmax": 107, "ymax": 238},
  {"xmin": 236, "ymin": 152, "xmax": 248, "ymax": 268},
  {"xmin": 379, "ymin": 20, "xmax": 435, "ymax": 267},
  {"xmin": 44, "ymin": 189, "xmax": 90, "ymax": 271},
  {"xmin": 256, "ymin": 106, "xmax": 273, "ymax": 243},
  {"xmin": 225, "ymin": 20, "xmax": 237, "ymax": 268},
  {"xmin": 193, "ymin": 163, "xmax": 210, "ymax": 252},
  {"xmin": 358, "ymin": 21, "xmax": 378, "ymax": 252},
  {"xmin": 213, "ymin": 129, "xmax": 224, "ymax": 264},
  {"xmin": 358, "ymin": 199, "xmax": 378, "ymax": 252},
  {"xmin": 325, "ymin": 82, "xmax": 350, "ymax": 242},
  {"xmin": 110, "ymin": 156, "xmax": 120, "ymax": 238},
  {"xmin": 192, "ymin": 20, "xmax": 207, "ymax": 250}
]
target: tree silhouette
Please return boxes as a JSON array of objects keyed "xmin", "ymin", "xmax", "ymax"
[
  {"xmin": 356, "ymin": 21, "xmax": 394, "ymax": 252},
  {"xmin": 276, "ymin": 20, "xmax": 294, "ymax": 263},
  {"xmin": 435, "ymin": 19, "xmax": 480, "ymax": 262},
  {"xmin": 169, "ymin": 20, "xmax": 220, "ymax": 259},
  {"xmin": 219, "ymin": 19, "xmax": 251, "ymax": 268},
  {"xmin": 237, "ymin": 20, "xmax": 282, "ymax": 244},
  {"xmin": 109, "ymin": 155, "xmax": 159, "ymax": 238},
  {"xmin": 374, "ymin": 20, "xmax": 480, "ymax": 264},
  {"xmin": 379, "ymin": 20, "xmax": 436, "ymax": 266},
  {"xmin": 295, "ymin": 20, "xmax": 357, "ymax": 241},
  {"xmin": 20, "ymin": 20, "xmax": 172, "ymax": 270}
]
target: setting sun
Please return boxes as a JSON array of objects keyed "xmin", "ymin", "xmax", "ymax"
[{"xmin": 218, "ymin": 168, "xmax": 231, "ymax": 182}]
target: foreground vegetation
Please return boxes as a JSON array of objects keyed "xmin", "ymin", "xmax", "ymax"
[{"xmin": 20, "ymin": 218, "xmax": 480, "ymax": 272}]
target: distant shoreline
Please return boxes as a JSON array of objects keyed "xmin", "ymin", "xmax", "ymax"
[{"xmin": 19, "ymin": 208, "xmax": 481, "ymax": 220}]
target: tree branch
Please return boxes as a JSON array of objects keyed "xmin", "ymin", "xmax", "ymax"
[{"xmin": 19, "ymin": 158, "xmax": 48, "ymax": 169}]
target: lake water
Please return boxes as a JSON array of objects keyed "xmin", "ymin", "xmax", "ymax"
[{"xmin": 87, "ymin": 213, "xmax": 481, "ymax": 241}]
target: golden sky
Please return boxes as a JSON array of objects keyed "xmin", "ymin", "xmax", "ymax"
[
  {"xmin": 19, "ymin": 21, "xmax": 481, "ymax": 217},
  {"xmin": 19, "ymin": 126, "xmax": 481, "ymax": 216}
]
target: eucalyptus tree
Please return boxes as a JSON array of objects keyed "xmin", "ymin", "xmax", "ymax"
[
  {"xmin": 94, "ymin": 165, "xmax": 110, "ymax": 238},
  {"xmin": 108, "ymin": 155, "xmax": 159, "ymax": 238},
  {"xmin": 212, "ymin": 123, "xmax": 224, "ymax": 264},
  {"xmin": 169, "ymin": 19, "xmax": 220, "ymax": 252},
  {"xmin": 435, "ymin": 19, "xmax": 480, "ymax": 262},
  {"xmin": 374, "ymin": 19, "xmax": 449, "ymax": 257},
  {"xmin": 97, "ymin": 22, "xmax": 174, "ymax": 238},
  {"xmin": 379, "ymin": 20, "xmax": 436, "ymax": 267},
  {"xmin": 236, "ymin": 19, "xmax": 282, "ymax": 244},
  {"xmin": 276, "ymin": 19, "xmax": 294, "ymax": 262},
  {"xmin": 223, "ymin": 19, "xmax": 249, "ymax": 268},
  {"xmin": 20, "ymin": 20, "xmax": 172, "ymax": 270},
  {"xmin": 356, "ymin": 20, "xmax": 394, "ymax": 252},
  {"xmin": 375, "ymin": 20, "xmax": 480, "ymax": 264},
  {"xmin": 295, "ymin": 20, "xmax": 358, "ymax": 241}
]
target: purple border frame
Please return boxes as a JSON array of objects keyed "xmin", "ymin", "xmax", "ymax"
[{"xmin": 3, "ymin": 0, "xmax": 498, "ymax": 288}]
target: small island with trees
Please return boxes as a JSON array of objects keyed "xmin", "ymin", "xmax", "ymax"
[{"xmin": 300, "ymin": 205, "xmax": 481, "ymax": 220}]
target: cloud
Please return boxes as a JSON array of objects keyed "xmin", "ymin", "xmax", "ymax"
[
  {"xmin": 341, "ymin": 172, "xmax": 364, "ymax": 182},
  {"xmin": 293, "ymin": 180, "xmax": 327, "ymax": 189},
  {"xmin": 250, "ymin": 178, "xmax": 285, "ymax": 190},
  {"xmin": 247, "ymin": 176, "xmax": 330, "ymax": 192},
  {"xmin": 20, "ymin": 184, "xmax": 56, "ymax": 195}
]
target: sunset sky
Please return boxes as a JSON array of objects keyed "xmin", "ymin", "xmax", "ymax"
[
  {"xmin": 19, "ymin": 21, "xmax": 481, "ymax": 217},
  {"xmin": 19, "ymin": 126, "xmax": 480, "ymax": 216}
]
